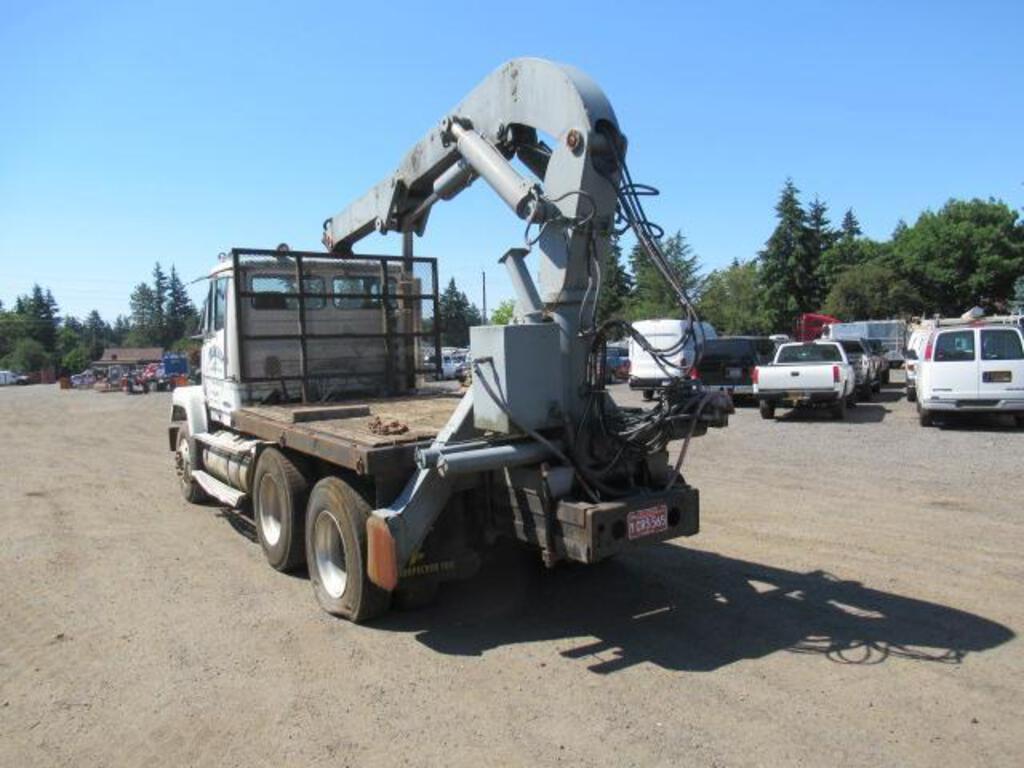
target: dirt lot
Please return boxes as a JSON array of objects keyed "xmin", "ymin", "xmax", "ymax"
[{"xmin": 1, "ymin": 382, "xmax": 1022, "ymax": 767}]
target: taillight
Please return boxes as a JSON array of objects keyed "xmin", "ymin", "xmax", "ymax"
[
  {"xmin": 832, "ymin": 365, "xmax": 840, "ymax": 383},
  {"xmin": 689, "ymin": 367, "xmax": 700, "ymax": 380},
  {"xmin": 924, "ymin": 335, "xmax": 934, "ymax": 361},
  {"xmin": 752, "ymin": 367, "xmax": 759, "ymax": 385}
]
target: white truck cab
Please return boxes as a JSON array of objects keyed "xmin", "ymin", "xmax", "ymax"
[{"xmin": 916, "ymin": 324, "xmax": 1024, "ymax": 427}]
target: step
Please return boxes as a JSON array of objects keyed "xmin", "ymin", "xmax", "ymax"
[{"xmin": 193, "ymin": 470, "xmax": 247, "ymax": 508}]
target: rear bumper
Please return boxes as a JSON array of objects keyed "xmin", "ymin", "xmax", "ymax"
[
  {"xmin": 757, "ymin": 389, "xmax": 840, "ymax": 405},
  {"xmin": 629, "ymin": 376, "xmax": 674, "ymax": 390},
  {"xmin": 921, "ymin": 397, "xmax": 1024, "ymax": 413},
  {"xmin": 702, "ymin": 383, "xmax": 754, "ymax": 396},
  {"xmin": 557, "ymin": 487, "xmax": 699, "ymax": 563}
]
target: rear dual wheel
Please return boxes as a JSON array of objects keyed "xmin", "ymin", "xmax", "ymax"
[
  {"xmin": 253, "ymin": 448, "xmax": 309, "ymax": 572},
  {"xmin": 305, "ymin": 477, "xmax": 391, "ymax": 623},
  {"xmin": 759, "ymin": 401, "xmax": 775, "ymax": 420}
]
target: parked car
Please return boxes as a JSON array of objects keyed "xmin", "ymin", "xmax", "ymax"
[
  {"xmin": 915, "ymin": 324, "xmax": 1024, "ymax": 427},
  {"xmin": 454, "ymin": 355, "xmax": 473, "ymax": 383},
  {"xmin": 628, "ymin": 319, "xmax": 717, "ymax": 400},
  {"xmin": 824, "ymin": 320, "xmax": 908, "ymax": 368},
  {"xmin": 0, "ymin": 370, "xmax": 18, "ymax": 386},
  {"xmin": 694, "ymin": 336, "xmax": 776, "ymax": 402},
  {"xmin": 903, "ymin": 328, "xmax": 930, "ymax": 402},
  {"xmin": 836, "ymin": 338, "xmax": 879, "ymax": 399},
  {"xmin": 604, "ymin": 346, "xmax": 630, "ymax": 383},
  {"xmin": 754, "ymin": 340, "xmax": 856, "ymax": 420},
  {"xmin": 864, "ymin": 339, "xmax": 891, "ymax": 385}
]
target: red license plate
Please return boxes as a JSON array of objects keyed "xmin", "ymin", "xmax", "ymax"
[{"xmin": 627, "ymin": 504, "xmax": 668, "ymax": 540}]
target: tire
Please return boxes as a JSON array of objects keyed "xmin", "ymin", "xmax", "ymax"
[
  {"xmin": 918, "ymin": 405, "xmax": 934, "ymax": 427},
  {"xmin": 1015, "ymin": 415, "xmax": 1024, "ymax": 429},
  {"xmin": 906, "ymin": 386, "xmax": 916, "ymax": 403},
  {"xmin": 252, "ymin": 448, "xmax": 309, "ymax": 572},
  {"xmin": 305, "ymin": 476, "xmax": 391, "ymax": 622},
  {"xmin": 872, "ymin": 379, "xmax": 881, "ymax": 393},
  {"xmin": 759, "ymin": 401, "xmax": 775, "ymax": 420},
  {"xmin": 881, "ymin": 369, "xmax": 890, "ymax": 386},
  {"xmin": 642, "ymin": 389, "xmax": 654, "ymax": 402},
  {"xmin": 859, "ymin": 383, "xmax": 872, "ymax": 402},
  {"xmin": 831, "ymin": 397, "xmax": 847, "ymax": 420},
  {"xmin": 175, "ymin": 425, "xmax": 209, "ymax": 504}
]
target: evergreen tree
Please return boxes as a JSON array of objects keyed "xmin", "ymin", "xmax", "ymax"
[
  {"xmin": 595, "ymin": 235, "xmax": 633, "ymax": 326},
  {"xmin": 627, "ymin": 231, "xmax": 702, "ymax": 319},
  {"xmin": 129, "ymin": 283, "xmax": 161, "ymax": 345},
  {"xmin": 18, "ymin": 284, "xmax": 59, "ymax": 351},
  {"xmin": 166, "ymin": 265, "xmax": 198, "ymax": 343},
  {"xmin": 817, "ymin": 206, "xmax": 873, "ymax": 295},
  {"xmin": 757, "ymin": 179, "xmax": 818, "ymax": 332},
  {"xmin": 152, "ymin": 262, "xmax": 168, "ymax": 343},
  {"xmin": 840, "ymin": 208, "xmax": 862, "ymax": 240},
  {"xmin": 803, "ymin": 198, "xmax": 834, "ymax": 305},
  {"xmin": 438, "ymin": 278, "xmax": 482, "ymax": 346}
]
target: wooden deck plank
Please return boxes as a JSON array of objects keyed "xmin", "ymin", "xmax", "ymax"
[{"xmin": 236, "ymin": 393, "xmax": 462, "ymax": 449}]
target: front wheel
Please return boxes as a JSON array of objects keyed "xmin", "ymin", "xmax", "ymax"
[
  {"xmin": 306, "ymin": 477, "xmax": 391, "ymax": 622},
  {"xmin": 906, "ymin": 386, "xmax": 916, "ymax": 403},
  {"xmin": 759, "ymin": 401, "xmax": 775, "ymax": 420},
  {"xmin": 642, "ymin": 389, "xmax": 654, "ymax": 402},
  {"xmin": 175, "ymin": 426, "xmax": 209, "ymax": 504}
]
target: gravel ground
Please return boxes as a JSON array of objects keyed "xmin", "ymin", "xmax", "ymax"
[{"xmin": 1, "ymin": 381, "xmax": 1022, "ymax": 767}]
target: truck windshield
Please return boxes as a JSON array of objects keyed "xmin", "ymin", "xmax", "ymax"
[{"xmin": 777, "ymin": 344, "xmax": 842, "ymax": 364}]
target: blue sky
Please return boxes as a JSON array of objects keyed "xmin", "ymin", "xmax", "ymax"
[{"xmin": 1, "ymin": 0, "xmax": 1021, "ymax": 321}]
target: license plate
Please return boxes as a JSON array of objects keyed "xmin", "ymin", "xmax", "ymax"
[
  {"xmin": 726, "ymin": 367, "xmax": 742, "ymax": 379},
  {"xmin": 983, "ymin": 370, "xmax": 1011, "ymax": 383},
  {"xmin": 627, "ymin": 504, "xmax": 668, "ymax": 540}
]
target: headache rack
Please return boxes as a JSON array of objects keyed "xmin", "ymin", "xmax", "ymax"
[{"xmin": 231, "ymin": 248, "xmax": 442, "ymax": 401}]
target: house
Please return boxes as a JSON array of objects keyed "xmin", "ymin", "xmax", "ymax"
[{"xmin": 93, "ymin": 347, "xmax": 165, "ymax": 377}]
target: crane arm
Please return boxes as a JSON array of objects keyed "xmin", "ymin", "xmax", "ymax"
[{"xmin": 322, "ymin": 57, "xmax": 625, "ymax": 310}]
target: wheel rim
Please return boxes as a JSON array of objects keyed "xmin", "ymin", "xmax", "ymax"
[
  {"xmin": 313, "ymin": 510, "xmax": 348, "ymax": 599},
  {"xmin": 257, "ymin": 475, "xmax": 283, "ymax": 547}
]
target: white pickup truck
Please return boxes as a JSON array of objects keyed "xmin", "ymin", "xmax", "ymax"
[{"xmin": 753, "ymin": 341, "xmax": 856, "ymax": 420}]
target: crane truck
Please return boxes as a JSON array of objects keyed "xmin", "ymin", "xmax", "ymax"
[{"xmin": 169, "ymin": 58, "xmax": 732, "ymax": 621}]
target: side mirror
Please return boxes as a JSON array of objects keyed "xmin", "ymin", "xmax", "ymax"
[{"xmin": 905, "ymin": 349, "xmax": 918, "ymax": 361}]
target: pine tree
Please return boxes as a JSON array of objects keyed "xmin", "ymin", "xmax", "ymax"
[
  {"xmin": 152, "ymin": 263, "xmax": 168, "ymax": 344},
  {"xmin": 438, "ymin": 278, "xmax": 481, "ymax": 346},
  {"xmin": 595, "ymin": 235, "xmax": 633, "ymax": 327},
  {"xmin": 129, "ymin": 283, "xmax": 160, "ymax": 345},
  {"xmin": 166, "ymin": 265, "xmax": 197, "ymax": 343},
  {"xmin": 627, "ymin": 231, "xmax": 702, "ymax": 320},
  {"xmin": 840, "ymin": 208, "xmax": 862, "ymax": 240},
  {"xmin": 757, "ymin": 179, "xmax": 818, "ymax": 332},
  {"xmin": 803, "ymin": 197, "xmax": 834, "ymax": 306}
]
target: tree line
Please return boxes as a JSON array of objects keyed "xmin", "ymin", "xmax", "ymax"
[
  {"xmin": 0, "ymin": 263, "xmax": 198, "ymax": 375},
  {"xmin": 556, "ymin": 181, "xmax": 1024, "ymax": 337}
]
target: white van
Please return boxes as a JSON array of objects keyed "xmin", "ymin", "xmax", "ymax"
[
  {"xmin": 628, "ymin": 319, "xmax": 717, "ymax": 399},
  {"xmin": 903, "ymin": 328, "xmax": 931, "ymax": 402},
  {"xmin": 916, "ymin": 324, "xmax": 1024, "ymax": 427}
]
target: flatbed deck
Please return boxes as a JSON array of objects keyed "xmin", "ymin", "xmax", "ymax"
[{"xmin": 232, "ymin": 391, "xmax": 462, "ymax": 477}]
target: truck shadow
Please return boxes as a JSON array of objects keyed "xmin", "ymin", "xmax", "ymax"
[
  {"xmin": 377, "ymin": 543, "xmax": 1014, "ymax": 674},
  {"xmin": 775, "ymin": 402, "xmax": 890, "ymax": 424}
]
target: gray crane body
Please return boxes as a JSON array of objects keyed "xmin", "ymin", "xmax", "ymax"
[{"xmin": 168, "ymin": 58, "xmax": 731, "ymax": 621}]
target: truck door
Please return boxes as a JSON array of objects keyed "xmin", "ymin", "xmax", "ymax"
[
  {"xmin": 978, "ymin": 327, "xmax": 1024, "ymax": 403},
  {"xmin": 203, "ymin": 275, "xmax": 230, "ymax": 411},
  {"xmin": 930, "ymin": 329, "xmax": 978, "ymax": 399}
]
